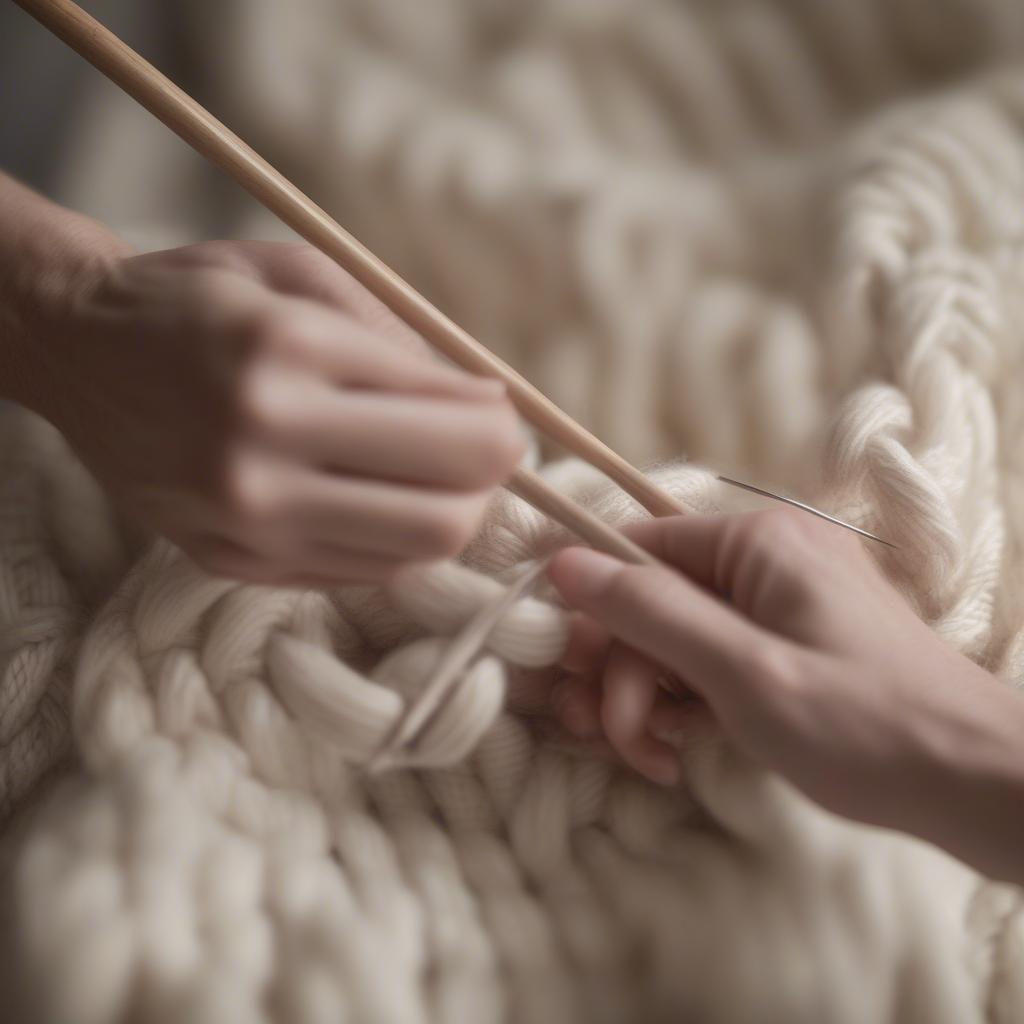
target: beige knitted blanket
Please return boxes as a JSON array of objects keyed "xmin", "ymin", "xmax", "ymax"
[{"xmin": 5, "ymin": 1, "xmax": 1024, "ymax": 1021}]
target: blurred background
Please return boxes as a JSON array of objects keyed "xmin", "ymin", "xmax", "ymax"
[
  {"xmin": 5, "ymin": 0, "xmax": 1024, "ymax": 489},
  {"xmin": 1, "ymin": 3, "xmax": 194, "ymax": 194}
]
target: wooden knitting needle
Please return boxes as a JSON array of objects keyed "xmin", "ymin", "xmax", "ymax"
[{"xmin": 15, "ymin": 0, "xmax": 679, "ymax": 568}]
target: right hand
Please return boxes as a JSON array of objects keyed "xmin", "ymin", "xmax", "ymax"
[
  {"xmin": 26, "ymin": 240, "xmax": 526, "ymax": 586},
  {"xmin": 548, "ymin": 511, "xmax": 1024, "ymax": 882}
]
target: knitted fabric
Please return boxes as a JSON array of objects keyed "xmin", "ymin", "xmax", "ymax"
[{"xmin": 5, "ymin": 1, "xmax": 1024, "ymax": 1021}]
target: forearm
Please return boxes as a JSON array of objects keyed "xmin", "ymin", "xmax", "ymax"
[{"xmin": 0, "ymin": 171, "xmax": 129, "ymax": 409}]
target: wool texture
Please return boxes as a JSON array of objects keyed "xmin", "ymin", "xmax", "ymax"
[{"xmin": 5, "ymin": 0, "xmax": 1024, "ymax": 1021}]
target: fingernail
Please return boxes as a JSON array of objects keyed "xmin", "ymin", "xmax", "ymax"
[{"xmin": 554, "ymin": 549, "xmax": 623, "ymax": 600}]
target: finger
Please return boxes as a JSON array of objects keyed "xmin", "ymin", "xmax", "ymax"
[
  {"xmin": 212, "ymin": 454, "xmax": 492, "ymax": 561},
  {"xmin": 267, "ymin": 300, "xmax": 508, "ymax": 402},
  {"xmin": 618, "ymin": 514, "xmax": 729, "ymax": 590},
  {"xmin": 275, "ymin": 469, "xmax": 491, "ymax": 560},
  {"xmin": 261, "ymin": 383, "xmax": 525, "ymax": 489},
  {"xmin": 601, "ymin": 644, "xmax": 681, "ymax": 786},
  {"xmin": 327, "ymin": 336, "xmax": 507, "ymax": 401},
  {"xmin": 547, "ymin": 547, "xmax": 795, "ymax": 709},
  {"xmin": 621, "ymin": 510, "xmax": 864, "ymax": 611},
  {"xmin": 254, "ymin": 243, "xmax": 431, "ymax": 356}
]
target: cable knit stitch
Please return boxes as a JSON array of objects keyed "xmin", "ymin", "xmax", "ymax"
[{"xmin": 4, "ymin": 1, "xmax": 1024, "ymax": 1021}]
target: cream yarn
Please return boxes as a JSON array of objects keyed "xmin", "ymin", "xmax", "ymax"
[
  {"xmin": 0, "ymin": 421, "xmax": 1002, "ymax": 1024},
  {"xmin": 5, "ymin": 0, "xmax": 1024, "ymax": 1021}
]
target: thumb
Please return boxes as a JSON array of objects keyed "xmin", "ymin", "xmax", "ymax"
[{"xmin": 547, "ymin": 547, "xmax": 784, "ymax": 704}]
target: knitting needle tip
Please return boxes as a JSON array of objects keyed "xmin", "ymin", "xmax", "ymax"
[{"xmin": 715, "ymin": 476, "xmax": 898, "ymax": 550}]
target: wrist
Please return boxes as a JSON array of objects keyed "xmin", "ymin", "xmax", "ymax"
[
  {"xmin": 913, "ymin": 670, "xmax": 1024, "ymax": 883},
  {"xmin": 0, "ymin": 177, "xmax": 132, "ymax": 411}
]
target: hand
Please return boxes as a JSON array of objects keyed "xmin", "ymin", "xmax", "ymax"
[
  {"xmin": 548, "ymin": 510, "xmax": 1024, "ymax": 882},
  {"xmin": 22, "ymin": 240, "xmax": 526, "ymax": 585}
]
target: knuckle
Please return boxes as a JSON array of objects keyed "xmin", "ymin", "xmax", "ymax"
[
  {"xmin": 744, "ymin": 509, "xmax": 806, "ymax": 550},
  {"xmin": 250, "ymin": 315, "xmax": 290, "ymax": 358},
  {"xmin": 279, "ymin": 242, "xmax": 333, "ymax": 275},
  {"xmin": 741, "ymin": 641, "xmax": 806, "ymax": 694},
  {"xmin": 182, "ymin": 273, "xmax": 235, "ymax": 312},
  {"xmin": 216, "ymin": 453, "xmax": 280, "ymax": 527},
  {"xmin": 181, "ymin": 242, "xmax": 251, "ymax": 277},
  {"xmin": 332, "ymin": 286, "xmax": 428, "ymax": 356},
  {"xmin": 273, "ymin": 241, "xmax": 318, "ymax": 264},
  {"xmin": 719, "ymin": 510, "xmax": 810, "ymax": 596},
  {"xmin": 236, "ymin": 308, "xmax": 313, "ymax": 364},
  {"xmin": 232, "ymin": 366, "xmax": 283, "ymax": 434}
]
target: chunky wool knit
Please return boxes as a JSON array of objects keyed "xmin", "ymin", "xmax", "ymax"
[{"xmin": 3, "ymin": 1, "xmax": 1024, "ymax": 1021}]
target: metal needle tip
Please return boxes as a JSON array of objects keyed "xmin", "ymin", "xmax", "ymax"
[{"xmin": 715, "ymin": 476, "xmax": 898, "ymax": 550}]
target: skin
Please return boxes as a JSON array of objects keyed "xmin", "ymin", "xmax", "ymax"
[
  {"xmin": 0, "ymin": 173, "xmax": 526, "ymax": 586},
  {"xmin": 548, "ymin": 512, "xmax": 1024, "ymax": 886},
  {"xmin": 4, "ymin": 172, "xmax": 1023, "ymax": 885}
]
